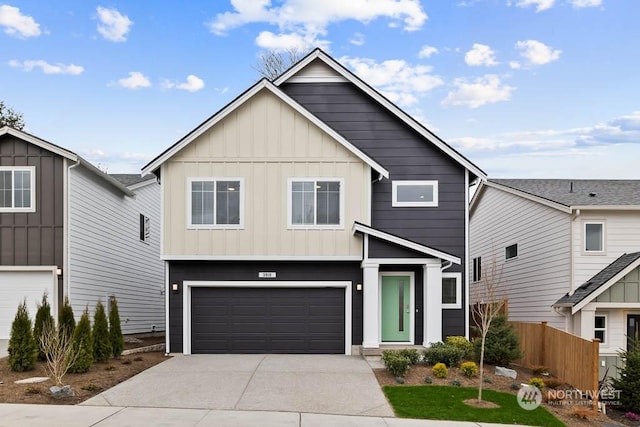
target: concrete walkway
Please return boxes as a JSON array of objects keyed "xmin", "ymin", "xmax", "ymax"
[{"xmin": 0, "ymin": 404, "xmax": 530, "ymax": 427}]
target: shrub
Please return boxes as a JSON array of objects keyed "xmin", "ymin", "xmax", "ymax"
[
  {"xmin": 58, "ymin": 297, "xmax": 76, "ymax": 342},
  {"xmin": 460, "ymin": 361, "xmax": 478, "ymax": 378},
  {"xmin": 381, "ymin": 350, "xmax": 410, "ymax": 377},
  {"xmin": 70, "ymin": 307, "xmax": 93, "ymax": 373},
  {"xmin": 7, "ymin": 300, "xmax": 37, "ymax": 372},
  {"xmin": 531, "ymin": 365, "xmax": 549, "ymax": 375},
  {"xmin": 92, "ymin": 301, "xmax": 112, "ymax": 363},
  {"xmin": 446, "ymin": 336, "xmax": 474, "ymax": 359},
  {"xmin": 398, "ymin": 348, "xmax": 420, "ymax": 365},
  {"xmin": 474, "ymin": 315, "xmax": 522, "ymax": 365},
  {"xmin": 528, "ymin": 377, "xmax": 545, "ymax": 389},
  {"xmin": 543, "ymin": 378, "xmax": 563, "ymax": 389},
  {"xmin": 613, "ymin": 339, "xmax": 640, "ymax": 413},
  {"xmin": 33, "ymin": 291, "xmax": 54, "ymax": 361},
  {"xmin": 39, "ymin": 322, "xmax": 80, "ymax": 386},
  {"xmin": 423, "ymin": 342, "xmax": 465, "ymax": 367},
  {"xmin": 432, "ymin": 362, "xmax": 448, "ymax": 378},
  {"xmin": 108, "ymin": 297, "xmax": 124, "ymax": 358}
]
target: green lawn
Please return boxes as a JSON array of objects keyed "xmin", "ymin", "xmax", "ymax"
[{"xmin": 383, "ymin": 385, "xmax": 564, "ymax": 427}]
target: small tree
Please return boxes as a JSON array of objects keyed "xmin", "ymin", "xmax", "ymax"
[
  {"xmin": 70, "ymin": 307, "xmax": 93, "ymax": 373},
  {"xmin": 613, "ymin": 339, "xmax": 640, "ymax": 413},
  {"xmin": 39, "ymin": 322, "xmax": 80, "ymax": 386},
  {"xmin": 58, "ymin": 296, "xmax": 76, "ymax": 341},
  {"xmin": 253, "ymin": 48, "xmax": 309, "ymax": 80},
  {"xmin": 92, "ymin": 301, "xmax": 112, "ymax": 362},
  {"xmin": 475, "ymin": 315, "xmax": 522, "ymax": 365},
  {"xmin": 33, "ymin": 291, "xmax": 54, "ymax": 360},
  {"xmin": 108, "ymin": 297, "xmax": 124, "ymax": 358},
  {"xmin": 0, "ymin": 100, "xmax": 25, "ymax": 130},
  {"xmin": 7, "ymin": 300, "xmax": 37, "ymax": 372}
]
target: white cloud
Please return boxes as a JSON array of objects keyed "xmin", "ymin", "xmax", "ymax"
[
  {"xmin": 255, "ymin": 30, "xmax": 329, "ymax": 51},
  {"xmin": 0, "ymin": 5, "xmax": 41, "ymax": 38},
  {"xmin": 418, "ymin": 45, "xmax": 438, "ymax": 59},
  {"xmin": 570, "ymin": 0, "xmax": 601, "ymax": 7},
  {"xmin": 509, "ymin": 60, "xmax": 521, "ymax": 69},
  {"xmin": 96, "ymin": 6, "xmax": 133, "ymax": 42},
  {"xmin": 442, "ymin": 75, "xmax": 514, "ymax": 108},
  {"xmin": 340, "ymin": 56, "xmax": 444, "ymax": 107},
  {"xmin": 464, "ymin": 43, "xmax": 498, "ymax": 66},
  {"xmin": 515, "ymin": 0, "xmax": 555, "ymax": 12},
  {"xmin": 162, "ymin": 75, "xmax": 205, "ymax": 93},
  {"xmin": 116, "ymin": 72, "xmax": 151, "ymax": 89},
  {"xmin": 515, "ymin": 40, "xmax": 561, "ymax": 66},
  {"xmin": 349, "ymin": 32, "xmax": 365, "ymax": 46},
  {"xmin": 9, "ymin": 59, "xmax": 84, "ymax": 75}
]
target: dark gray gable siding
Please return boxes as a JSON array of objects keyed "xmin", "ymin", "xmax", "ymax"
[{"xmin": 368, "ymin": 236, "xmax": 432, "ymax": 259}]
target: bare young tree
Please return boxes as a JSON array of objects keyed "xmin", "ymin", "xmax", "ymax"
[
  {"xmin": 253, "ymin": 48, "xmax": 309, "ymax": 80},
  {"xmin": 40, "ymin": 322, "xmax": 81, "ymax": 386},
  {"xmin": 471, "ymin": 255, "xmax": 506, "ymax": 402}
]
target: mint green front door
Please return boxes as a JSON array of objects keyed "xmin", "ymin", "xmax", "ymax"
[{"xmin": 381, "ymin": 276, "xmax": 411, "ymax": 342}]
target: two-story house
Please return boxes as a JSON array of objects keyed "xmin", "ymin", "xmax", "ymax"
[
  {"xmin": 470, "ymin": 179, "xmax": 640, "ymax": 376},
  {"xmin": 143, "ymin": 49, "xmax": 486, "ymax": 355},
  {"xmin": 0, "ymin": 126, "xmax": 164, "ymax": 339}
]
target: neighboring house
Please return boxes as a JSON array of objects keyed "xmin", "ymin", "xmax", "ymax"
[
  {"xmin": 0, "ymin": 126, "xmax": 164, "ymax": 339},
  {"xmin": 142, "ymin": 49, "xmax": 486, "ymax": 355},
  {"xmin": 470, "ymin": 179, "xmax": 640, "ymax": 377}
]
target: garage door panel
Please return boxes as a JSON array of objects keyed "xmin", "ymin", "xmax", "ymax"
[{"xmin": 191, "ymin": 287, "xmax": 345, "ymax": 354}]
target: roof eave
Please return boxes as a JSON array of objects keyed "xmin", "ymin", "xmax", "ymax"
[{"xmin": 484, "ymin": 181, "xmax": 572, "ymax": 213}]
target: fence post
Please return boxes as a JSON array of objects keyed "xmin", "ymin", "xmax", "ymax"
[
  {"xmin": 592, "ymin": 339, "xmax": 599, "ymax": 410},
  {"xmin": 541, "ymin": 321, "xmax": 547, "ymax": 366}
]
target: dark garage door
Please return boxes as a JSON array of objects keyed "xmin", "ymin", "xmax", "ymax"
[{"xmin": 191, "ymin": 287, "xmax": 345, "ymax": 354}]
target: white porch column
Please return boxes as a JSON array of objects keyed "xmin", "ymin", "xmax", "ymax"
[
  {"xmin": 579, "ymin": 307, "xmax": 596, "ymax": 340},
  {"xmin": 362, "ymin": 261, "xmax": 380, "ymax": 348},
  {"xmin": 423, "ymin": 261, "xmax": 443, "ymax": 346}
]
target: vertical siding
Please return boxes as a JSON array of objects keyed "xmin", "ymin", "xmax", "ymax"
[
  {"xmin": 596, "ymin": 266, "xmax": 640, "ymax": 303},
  {"xmin": 68, "ymin": 166, "xmax": 164, "ymax": 334},
  {"xmin": 470, "ymin": 187, "xmax": 571, "ymax": 329}
]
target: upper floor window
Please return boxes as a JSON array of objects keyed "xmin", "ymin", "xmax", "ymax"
[
  {"xmin": 594, "ymin": 314, "xmax": 607, "ymax": 344},
  {"xmin": 392, "ymin": 180, "xmax": 438, "ymax": 207},
  {"xmin": 442, "ymin": 272, "xmax": 462, "ymax": 309},
  {"xmin": 188, "ymin": 178, "xmax": 243, "ymax": 228},
  {"xmin": 288, "ymin": 178, "xmax": 343, "ymax": 228},
  {"xmin": 472, "ymin": 257, "xmax": 482, "ymax": 282},
  {"xmin": 584, "ymin": 222, "xmax": 604, "ymax": 252},
  {"xmin": 139, "ymin": 214, "xmax": 150, "ymax": 242},
  {"xmin": 0, "ymin": 166, "xmax": 35, "ymax": 213},
  {"xmin": 505, "ymin": 243, "xmax": 518, "ymax": 260}
]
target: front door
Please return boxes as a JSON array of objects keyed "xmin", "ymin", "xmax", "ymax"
[
  {"xmin": 628, "ymin": 315, "xmax": 640, "ymax": 351},
  {"xmin": 381, "ymin": 276, "xmax": 411, "ymax": 342}
]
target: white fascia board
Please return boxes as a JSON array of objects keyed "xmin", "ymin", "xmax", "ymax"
[
  {"xmin": 484, "ymin": 181, "xmax": 572, "ymax": 214},
  {"xmin": 77, "ymin": 157, "xmax": 135, "ymax": 197},
  {"xmin": 570, "ymin": 205, "xmax": 640, "ymax": 211},
  {"xmin": 274, "ymin": 50, "xmax": 486, "ymax": 180},
  {"xmin": 127, "ymin": 177, "xmax": 158, "ymax": 191},
  {"xmin": 352, "ymin": 222, "xmax": 461, "ymax": 264},
  {"xmin": 0, "ymin": 126, "xmax": 77, "ymax": 161},
  {"xmin": 572, "ymin": 257, "xmax": 640, "ymax": 315},
  {"xmin": 469, "ymin": 180, "xmax": 487, "ymax": 214},
  {"xmin": 141, "ymin": 79, "xmax": 388, "ymax": 179}
]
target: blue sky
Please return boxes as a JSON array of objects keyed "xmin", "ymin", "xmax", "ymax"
[{"xmin": 1, "ymin": 0, "xmax": 639, "ymax": 178}]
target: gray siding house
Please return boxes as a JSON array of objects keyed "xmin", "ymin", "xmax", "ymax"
[
  {"xmin": 0, "ymin": 126, "xmax": 164, "ymax": 339},
  {"xmin": 470, "ymin": 179, "xmax": 640, "ymax": 377},
  {"xmin": 143, "ymin": 49, "xmax": 486, "ymax": 355}
]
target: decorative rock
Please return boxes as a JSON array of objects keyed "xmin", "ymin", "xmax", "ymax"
[
  {"xmin": 495, "ymin": 366, "xmax": 517, "ymax": 379},
  {"xmin": 15, "ymin": 377, "xmax": 49, "ymax": 384},
  {"xmin": 50, "ymin": 385, "xmax": 75, "ymax": 399}
]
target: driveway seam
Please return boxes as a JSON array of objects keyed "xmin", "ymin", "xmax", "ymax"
[
  {"xmin": 89, "ymin": 406, "xmax": 125, "ymax": 426},
  {"xmin": 233, "ymin": 354, "xmax": 267, "ymax": 409}
]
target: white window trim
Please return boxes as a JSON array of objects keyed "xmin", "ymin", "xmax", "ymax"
[
  {"xmin": 505, "ymin": 243, "xmax": 518, "ymax": 261},
  {"xmin": 392, "ymin": 180, "xmax": 438, "ymax": 207},
  {"xmin": 583, "ymin": 221, "xmax": 605, "ymax": 254},
  {"xmin": 442, "ymin": 272, "xmax": 462, "ymax": 309},
  {"xmin": 287, "ymin": 177, "xmax": 344, "ymax": 229},
  {"xmin": 186, "ymin": 177, "xmax": 244, "ymax": 229},
  {"xmin": 594, "ymin": 313, "xmax": 607, "ymax": 346},
  {"xmin": 0, "ymin": 166, "xmax": 36, "ymax": 213}
]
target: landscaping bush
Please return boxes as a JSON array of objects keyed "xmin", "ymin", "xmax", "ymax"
[
  {"xmin": 543, "ymin": 378, "xmax": 563, "ymax": 389},
  {"xmin": 58, "ymin": 296, "xmax": 76, "ymax": 342},
  {"xmin": 423, "ymin": 342, "xmax": 465, "ymax": 367},
  {"xmin": 461, "ymin": 361, "xmax": 478, "ymax": 377},
  {"xmin": 613, "ymin": 339, "xmax": 640, "ymax": 413},
  {"xmin": 7, "ymin": 300, "xmax": 37, "ymax": 372},
  {"xmin": 398, "ymin": 348, "xmax": 420, "ymax": 365},
  {"xmin": 92, "ymin": 301, "xmax": 112, "ymax": 363},
  {"xmin": 33, "ymin": 291, "xmax": 54, "ymax": 361},
  {"xmin": 70, "ymin": 307, "xmax": 93, "ymax": 373},
  {"xmin": 445, "ymin": 336, "xmax": 474, "ymax": 360},
  {"xmin": 108, "ymin": 297, "xmax": 124, "ymax": 358},
  {"xmin": 432, "ymin": 362, "xmax": 448, "ymax": 378},
  {"xmin": 528, "ymin": 377, "xmax": 545, "ymax": 389},
  {"xmin": 474, "ymin": 315, "xmax": 522, "ymax": 365},
  {"xmin": 531, "ymin": 365, "xmax": 549, "ymax": 375},
  {"xmin": 381, "ymin": 350, "xmax": 410, "ymax": 377}
]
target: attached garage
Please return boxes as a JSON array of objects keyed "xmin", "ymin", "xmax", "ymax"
[
  {"xmin": 0, "ymin": 268, "xmax": 57, "ymax": 339},
  {"xmin": 183, "ymin": 281, "xmax": 352, "ymax": 355}
]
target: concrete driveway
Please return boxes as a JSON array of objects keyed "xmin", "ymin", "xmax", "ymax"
[{"xmin": 82, "ymin": 354, "xmax": 393, "ymax": 417}]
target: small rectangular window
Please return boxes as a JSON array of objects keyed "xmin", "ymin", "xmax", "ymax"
[
  {"xmin": 472, "ymin": 257, "xmax": 482, "ymax": 282},
  {"xmin": 594, "ymin": 314, "xmax": 607, "ymax": 344},
  {"xmin": 392, "ymin": 181, "xmax": 438, "ymax": 207},
  {"xmin": 442, "ymin": 273, "xmax": 461, "ymax": 309},
  {"xmin": 288, "ymin": 178, "xmax": 343, "ymax": 228},
  {"xmin": 188, "ymin": 178, "xmax": 243, "ymax": 228},
  {"xmin": 0, "ymin": 167, "xmax": 35, "ymax": 212},
  {"xmin": 585, "ymin": 222, "xmax": 604, "ymax": 252},
  {"xmin": 505, "ymin": 244, "xmax": 518, "ymax": 260},
  {"xmin": 139, "ymin": 214, "xmax": 150, "ymax": 241}
]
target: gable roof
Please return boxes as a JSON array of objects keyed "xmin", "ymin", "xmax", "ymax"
[
  {"xmin": 554, "ymin": 252, "xmax": 640, "ymax": 313},
  {"xmin": 0, "ymin": 126, "xmax": 134, "ymax": 196},
  {"xmin": 352, "ymin": 222, "xmax": 461, "ymax": 264},
  {"xmin": 110, "ymin": 173, "xmax": 156, "ymax": 188},
  {"xmin": 141, "ymin": 78, "xmax": 389, "ymax": 178},
  {"xmin": 274, "ymin": 48, "xmax": 486, "ymax": 181}
]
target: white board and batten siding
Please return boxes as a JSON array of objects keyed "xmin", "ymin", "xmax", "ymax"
[
  {"xmin": 162, "ymin": 89, "xmax": 368, "ymax": 259},
  {"xmin": 67, "ymin": 166, "xmax": 164, "ymax": 334},
  {"xmin": 470, "ymin": 186, "xmax": 571, "ymax": 329}
]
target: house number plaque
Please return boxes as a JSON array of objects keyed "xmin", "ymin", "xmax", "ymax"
[{"xmin": 258, "ymin": 272, "xmax": 277, "ymax": 278}]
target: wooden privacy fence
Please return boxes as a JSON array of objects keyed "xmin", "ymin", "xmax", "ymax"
[{"xmin": 511, "ymin": 321, "xmax": 599, "ymax": 394}]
